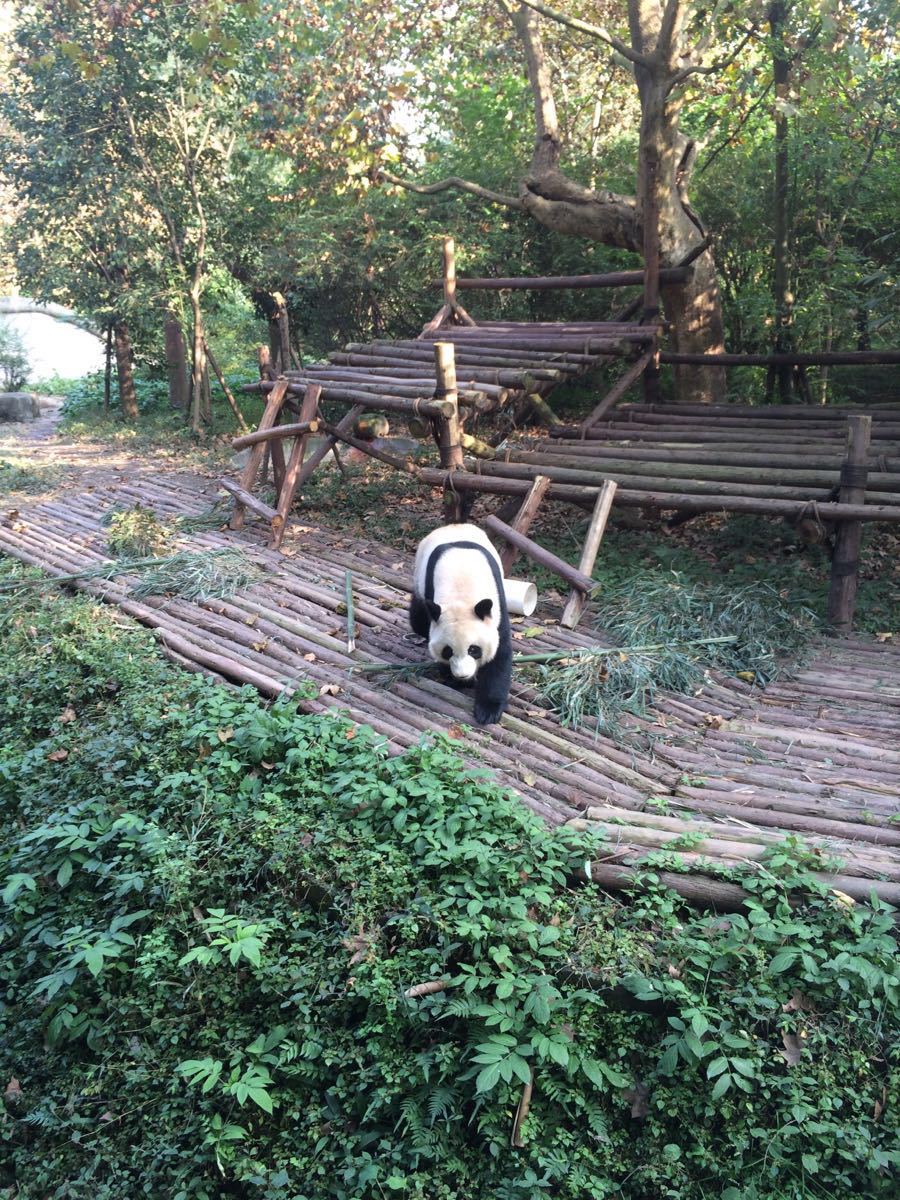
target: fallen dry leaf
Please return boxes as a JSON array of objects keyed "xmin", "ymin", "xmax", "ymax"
[
  {"xmin": 244, "ymin": 614, "xmax": 259, "ymax": 627},
  {"xmin": 702, "ymin": 713, "xmax": 724, "ymax": 729},
  {"xmin": 831, "ymin": 889, "xmax": 856, "ymax": 908},
  {"xmin": 47, "ymin": 748, "xmax": 69, "ymax": 762},
  {"xmin": 5, "ymin": 1077, "xmax": 22, "ymax": 1103},
  {"xmin": 319, "ymin": 683, "xmax": 341, "ymax": 696},
  {"xmin": 446, "ymin": 724, "xmax": 464, "ymax": 739},
  {"xmin": 874, "ymin": 632, "xmax": 893, "ymax": 643},
  {"xmin": 345, "ymin": 727, "xmax": 356, "ymax": 740},
  {"xmin": 251, "ymin": 640, "xmax": 269, "ymax": 653},
  {"xmin": 59, "ymin": 706, "xmax": 76, "ymax": 724},
  {"xmin": 303, "ymin": 652, "xmax": 317, "ymax": 662},
  {"xmin": 261, "ymin": 761, "xmax": 275, "ymax": 770},
  {"xmin": 216, "ymin": 727, "xmax": 234, "ymax": 743},
  {"xmin": 342, "ymin": 931, "xmax": 372, "ymax": 966}
]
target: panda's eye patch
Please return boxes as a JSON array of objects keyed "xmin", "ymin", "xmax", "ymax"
[
  {"xmin": 468, "ymin": 645, "xmax": 482, "ymax": 659},
  {"xmin": 441, "ymin": 646, "xmax": 453, "ymax": 661}
]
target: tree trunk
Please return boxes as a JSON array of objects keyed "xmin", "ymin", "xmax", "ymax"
[
  {"xmin": 103, "ymin": 322, "xmax": 113, "ymax": 415},
  {"xmin": 113, "ymin": 321, "xmax": 139, "ymax": 421},
  {"xmin": 769, "ymin": 0, "xmax": 793, "ymax": 402},
  {"xmin": 189, "ymin": 291, "xmax": 206, "ymax": 434},
  {"xmin": 509, "ymin": 3, "xmax": 726, "ymax": 405},
  {"xmin": 165, "ymin": 316, "xmax": 189, "ymax": 410}
]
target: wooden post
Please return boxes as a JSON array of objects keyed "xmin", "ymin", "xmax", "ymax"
[
  {"xmin": 642, "ymin": 153, "xmax": 662, "ymax": 406},
  {"xmin": 500, "ymin": 474, "xmax": 552, "ymax": 574},
  {"xmin": 826, "ymin": 414, "xmax": 871, "ymax": 632},
  {"xmin": 442, "ymin": 237, "xmax": 457, "ymax": 311},
  {"xmin": 229, "ymin": 377, "xmax": 290, "ymax": 531},
  {"xmin": 561, "ymin": 480, "xmax": 617, "ymax": 629},
  {"xmin": 271, "ymin": 384, "xmax": 321, "ymax": 549},
  {"xmin": 433, "ymin": 342, "xmax": 464, "ymax": 471}
]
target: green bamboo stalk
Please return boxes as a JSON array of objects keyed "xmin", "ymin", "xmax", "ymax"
[
  {"xmin": 345, "ymin": 570, "xmax": 356, "ymax": 654},
  {"xmin": 351, "ymin": 635, "xmax": 737, "ymax": 675}
]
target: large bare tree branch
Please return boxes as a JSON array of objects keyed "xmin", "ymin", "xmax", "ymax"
[
  {"xmin": 516, "ymin": 0, "xmax": 650, "ymax": 66},
  {"xmin": 377, "ymin": 170, "xmax": 523, "ymax": 210}
]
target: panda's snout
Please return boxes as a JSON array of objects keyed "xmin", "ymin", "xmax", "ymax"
[{"xmin": 450, "ymin": 654, "xmax": 478, "ymax": 681}]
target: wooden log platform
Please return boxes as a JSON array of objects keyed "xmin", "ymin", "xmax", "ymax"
[{"xmin": 1, "ymin": 440, "xmax": 898, "ymax": 909}]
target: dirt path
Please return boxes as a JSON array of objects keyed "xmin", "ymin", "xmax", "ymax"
[{"xmin": 2, "ymin": 412, "xmax": 898, "ymax": 904}]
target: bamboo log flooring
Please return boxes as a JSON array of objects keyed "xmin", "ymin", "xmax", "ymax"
[{"xmin": 1, "ymin": 408, "xmax": 898, "ymax": 904}]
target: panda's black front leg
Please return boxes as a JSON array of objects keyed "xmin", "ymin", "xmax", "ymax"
[
  {"xmin": 473, "ymin": 640, "xmax": 513, "ymax": 726},
  {"xmin": 408, "ymin": 594, "xmax": 432, "ymax": 639}
]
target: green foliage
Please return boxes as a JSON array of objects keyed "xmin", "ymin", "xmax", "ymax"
[
  {"xmin": 103, "ymin": 504, "xmax": 174, "ymax": 557},
  {"xmin": 0, "ymin": 457, "xmax": 64, "ymax": 496},
  {"xmin": 595, "ymin": 572, "xmax": 819, "ymax": 685},
  {"xmin": 1, "ymin": 561, "xmax": 897, "ymax": 1198}
]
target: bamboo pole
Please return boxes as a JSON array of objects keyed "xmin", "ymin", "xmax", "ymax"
[
  {"xmin": 345, "ymin": 570, "xmax": 356, "ymax": 653},
  {"xmin": 205, "ymin": 341, "xmax": 250, "ymax": 432}
]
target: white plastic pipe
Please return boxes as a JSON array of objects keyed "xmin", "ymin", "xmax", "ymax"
[{"xmin": 504, "ymin": 578, "xmax": 537, "ymax": 617}]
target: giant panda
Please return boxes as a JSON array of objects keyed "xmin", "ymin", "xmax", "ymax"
[{"xmin": 409, "ymin": 523, "xmax": 512, "ymax": 726}]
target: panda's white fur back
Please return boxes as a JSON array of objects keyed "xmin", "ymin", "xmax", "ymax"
[
  {"xmin": 412, "ymin": 523, "xmax": 501, "ymax": 600},
  {"xmin": 412, "ymin": 523, "xmax": 504, "ymax": 682}
]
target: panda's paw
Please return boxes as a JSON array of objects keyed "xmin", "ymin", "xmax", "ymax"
[{"xmin": 473, "ymin": 698, "xmax": 506, "ymax": 726}]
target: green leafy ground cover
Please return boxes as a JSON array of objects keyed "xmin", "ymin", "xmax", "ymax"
[{"xmin": 1, "ymin": 561, "xmax": 898, "ymax": 1199}]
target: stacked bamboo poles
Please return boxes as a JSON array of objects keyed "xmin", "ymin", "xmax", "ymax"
[{"xmin": 2, "ymin": 469, "xmax": 899, "ymax": 906}]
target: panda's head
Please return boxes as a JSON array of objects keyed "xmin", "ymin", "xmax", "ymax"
[{"xmin": 424, "ymin": 597, "xmax": 498, "ymax": 681}]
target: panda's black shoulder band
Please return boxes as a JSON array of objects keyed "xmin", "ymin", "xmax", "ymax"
[{"xmin": 423, "ymin": 541, "xmax": 506, "ymax": 623}]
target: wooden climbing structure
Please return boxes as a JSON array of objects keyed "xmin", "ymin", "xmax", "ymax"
[{"xmin": 228, "ymin": 237, "xmax": 900, "ymax": 629}]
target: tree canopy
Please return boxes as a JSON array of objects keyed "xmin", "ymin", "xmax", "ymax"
[{"xmin": 0, "ymin": 0, "xmax": 897, "ymax": 410}]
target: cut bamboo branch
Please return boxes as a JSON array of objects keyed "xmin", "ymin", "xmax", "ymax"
[{"xmin": 345, "ymin": 570, "xmax": 356, "ymax": 653}]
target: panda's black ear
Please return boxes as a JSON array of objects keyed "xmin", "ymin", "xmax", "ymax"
[
  {"xmin": 474, "ymin": 598, "xmax": 493, "ymax": 620},
  {"xmin": 425, "ymin": 599, "xmax": 442, "ymax": 623}
]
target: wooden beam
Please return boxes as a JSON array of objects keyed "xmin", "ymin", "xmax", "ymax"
[
  {"xmin": 580, "ymin": 349, "xmax": 657, "ymax": 434},
  {"xmin": 483, "ymin": 514, "xmax": 597, "ymax": 592},
  {"xmin": 271, "ymin": 384, "xmax": 322, "ymax": 549},
  {"xmin": 430, "ymin": 267, "xmax": 691, "ymax": 291},
  {"xmin": 229, "ymin": 377, "xmax": 289, "ymax": 531},
  {"xmin": 560, "ymin": 481, "xmax": 617, "ymax": 629},
  {"xmin": 499, "ymin": 474, "xmax": 552, "ymax": 574},
  {"xmin": 660, "ymin": 350, "xmax": 900, "ymax": 367}
]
